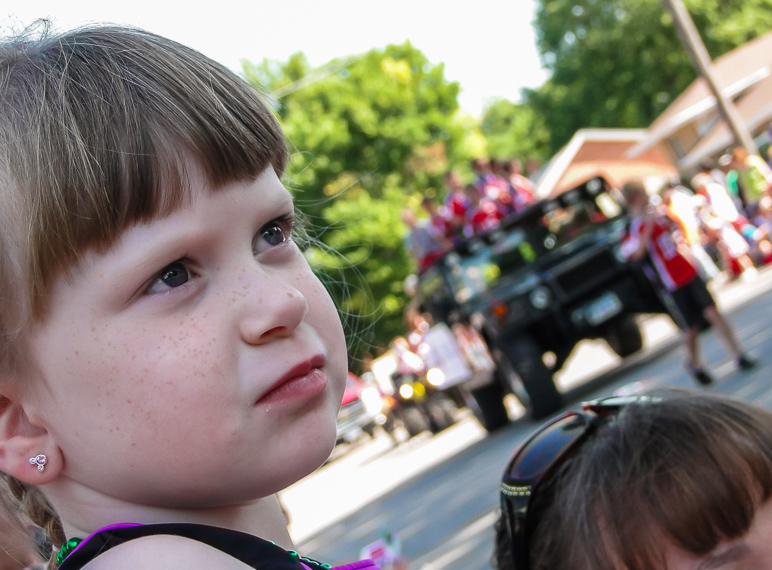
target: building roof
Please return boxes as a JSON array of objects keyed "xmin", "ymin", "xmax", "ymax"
[
  {"xmin": 679, "ymin": 72, "xmax": 772, "ymax": 169},
  {"xmin": 627, "ymin": 30, "xmax": 772, "ymax": 160},
  {"xmin": 535, "ymin": 129, "xmax": 677, "ymax": 197}
]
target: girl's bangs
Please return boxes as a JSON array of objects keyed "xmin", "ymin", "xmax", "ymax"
[{"xmin": 0, "ymin": 26, "xmax": 288, "ymax": 319}]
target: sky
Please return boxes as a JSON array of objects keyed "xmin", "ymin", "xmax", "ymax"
[{"xmin": 4, "ymin": 0, "xmax": 550, "ymax": 117}]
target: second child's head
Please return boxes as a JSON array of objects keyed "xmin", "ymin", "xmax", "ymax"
[
  {"xmin": 496, "ymin": 391, "xmax": 772, "ymax": 570},
  {"xmin": 0, "ymin": 24, "xmax": 347, "ymax": 553}
]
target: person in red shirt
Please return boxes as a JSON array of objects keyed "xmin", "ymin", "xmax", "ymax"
[
  {"xmin": 443, "ymin": 170, "xmax": 469, "ymax": 237},
  {"xmin": 463, "ymin": 183, "xmax": 505, "ymax": 237},
  {"xmin": 420, "ymin": 196, "xmax": 451, "ymax": 236},
  {"xmin": 402, "ymin": 208, "xmax": 453, "ymax": 271},
  {"xmin": 621, "ymin": 181, "xmax": 756, "ymax": 384}
]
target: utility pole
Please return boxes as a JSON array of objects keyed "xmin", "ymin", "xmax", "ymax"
[{"xmin": 662, "ymin": 0, "xmax": 758, "ymax": 155}]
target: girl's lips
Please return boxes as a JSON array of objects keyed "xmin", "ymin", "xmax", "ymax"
[{"xmin": 257, "ymin": 355, "xmax": 327, "ymax": 405}]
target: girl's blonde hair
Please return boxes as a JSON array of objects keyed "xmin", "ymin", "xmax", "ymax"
[{"xmin": 0, "ymin": 23, "xmax": 288, "ymax": 566}]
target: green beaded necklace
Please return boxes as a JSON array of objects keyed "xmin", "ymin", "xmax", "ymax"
[
  {"xmin": 287, "ymin": 548, "xmax": 332, "ymax": 569},
  {"xmin": 55, "ymin": 538, "xmax": 83, "ymax": 567},
  {"xmin": 55, "ymin": 536, "xmax": 331, "ymax": 569}
]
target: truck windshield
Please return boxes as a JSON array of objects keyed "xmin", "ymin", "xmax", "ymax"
[
  {"xmin": 538, "ymin": 186, "xmax": 624, "ymax": 251},
  {"xmin": 444, "ymin": 185, "xmax": 625, "ymax": 303}
]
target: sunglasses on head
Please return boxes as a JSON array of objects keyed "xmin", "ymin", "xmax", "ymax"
[{"xmin": 499, "ymin": 396, "xmax": 655, "ymax": 569}]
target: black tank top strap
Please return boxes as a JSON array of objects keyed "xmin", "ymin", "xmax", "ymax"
[{"xmin": 58, "ymin": 523, "xmax": 331, "ymax": 570}]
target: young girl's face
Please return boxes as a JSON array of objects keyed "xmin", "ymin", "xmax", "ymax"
[{"xmin": 21, "ymin": 161, "xmax": 348, "ymax": 508}]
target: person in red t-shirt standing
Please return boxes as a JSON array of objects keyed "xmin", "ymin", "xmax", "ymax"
[{"xmin": 621, "ymin": 181, "xmax": 756, "ymax": 385}]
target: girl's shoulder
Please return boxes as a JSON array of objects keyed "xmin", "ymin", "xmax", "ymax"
[
  {"xmin": 82, "ymin": 539, "xmax": 380, "ymax": 570},
  {"xmin": 82, "ymin": 534, "xmax": 253, "ymax": 570},
  {"xmin": 60, "ymin": 523, "xmax": 368, "ymax": 570}
]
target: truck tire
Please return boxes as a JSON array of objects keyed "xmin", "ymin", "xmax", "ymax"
[
  {"xmin": 493, "ymin": 348, "xmax": 531, "ymax": 411},
  {"xmin": 499, "ymin": 338, "xmax": 563, "ymax": 420},
  {"xmin": 464, "ymin": 382, "xmax": 509, "ymax": 432},
  {"xmin": 605, "ymin": 315, "xmax": 644, "ymax": 358}
]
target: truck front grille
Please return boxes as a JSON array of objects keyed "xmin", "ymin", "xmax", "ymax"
[{"xmin": 553, "ymin": 250, "xmax": 618, "ymax": 300}]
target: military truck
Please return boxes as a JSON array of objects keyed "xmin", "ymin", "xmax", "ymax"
[{"xmin": 416, "ymin": 177, "xmax": 674, "ymax": 430}]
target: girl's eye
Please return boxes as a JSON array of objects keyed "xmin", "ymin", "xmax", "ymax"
[
  {"xmin": 262, "ymin": 224, "xmax": 286, "ymax": 246},
  {"xmin": 145, "ymin": 261, "xmax": 190, "ymax": 294},
  {"xmin": 255, "ymin": 216, "xmax": 294, "ymax": 253}
]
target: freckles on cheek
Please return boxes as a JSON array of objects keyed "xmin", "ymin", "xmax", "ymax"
[{"xmin": 115, "ymin": 321, "xmax": 225, "ymax": 394}]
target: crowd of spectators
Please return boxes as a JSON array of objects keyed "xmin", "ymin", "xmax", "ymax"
[
  {"xmin": 403, "ymin": 157, "xmax": 539, "ymax": 271},
  {"xmin": 403, "ymin": 147, "xmax": 772, "ymax": 280},
  {"xmin": 661, "ymin": 147, "xmax": 772, "ymax": 283}
]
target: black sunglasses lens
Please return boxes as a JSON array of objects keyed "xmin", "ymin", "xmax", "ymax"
[
  {"xmin": 583, "ymin": 395, "xmax": 660, "ymax": 416},
  {"xmin": 500, "ymin": 399, "xmax": 638, "ymax": 569},
  {"xmin": 503, "ymin": 414, "xmax": 591, "ymax": 484}
]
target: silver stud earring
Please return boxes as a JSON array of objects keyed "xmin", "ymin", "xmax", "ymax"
[{"xmin": 29, "ymin": 454, "xmax": 47, "ymax": 473}]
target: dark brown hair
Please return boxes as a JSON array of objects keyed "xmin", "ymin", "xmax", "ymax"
[
  {"xmin": 499, "ymin": 390, "xmax": 772, "ymax": 570},
  {"xmin": 0, "ymin": 23, "xmax": 288, "ymax": 372},
  {"xmin": 0, "ymin": 23, "xmax": 289, "ymax": 567}
]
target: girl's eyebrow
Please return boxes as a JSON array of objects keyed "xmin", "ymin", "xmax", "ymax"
[
  {"xmin": 93, "ymin": 180, "xmax": 296, "ymax": 274},
  {"xmin": 692, "ymin": 543, "xmax": 752, "ymax": 570}
]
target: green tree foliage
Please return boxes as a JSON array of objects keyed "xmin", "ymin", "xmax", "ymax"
[
  {"xmin": 480, "ymin": 98, "xmax": 551, "ymax": 164},
  {"xmin": 243, "ymin": 44, "xmax": 467, "ymax": 364},
  {"xmin": 526, "ymin": 0, "xmax": 772, "ymax": 155},
  {"xmin": 244, "ymin": 44, "xmax": 465, "ymax": 216}
]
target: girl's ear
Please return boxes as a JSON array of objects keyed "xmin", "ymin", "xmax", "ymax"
[{"xmin": 0, "ymin": 393, "xmax": 60, "ymax": 485}]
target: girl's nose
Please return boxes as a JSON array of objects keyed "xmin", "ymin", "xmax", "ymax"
[{"xmin": 238, "ymin": 281, "xmax": 309, "ymax": 345}]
